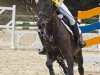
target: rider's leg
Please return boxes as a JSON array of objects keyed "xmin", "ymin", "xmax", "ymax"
[
  {"xmin": 58, "ymin": 3, "xmax": 75, "ymax": 25},
  {"xmin": 71, "ymin": 23, "xmax": 86, "ymax": 48},
  {"xmin": 58, "ymin": 3, "xmax": 86, "ymax": 48}
]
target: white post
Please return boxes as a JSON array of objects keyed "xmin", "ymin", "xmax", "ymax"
[
  {"xmin": 0, "ymin": 5, "xmax": 16, "ymax": 48},
  {"xmin": 97, "ymin": 3, "xmax": 100, "ymax": 51},
  {"xmin": 11, "ymin": 5, "xmax": 16, "ymax": 48},
  {"xmin": 98, "ymin": 15, "xmax": 100, "ymax": 51}
]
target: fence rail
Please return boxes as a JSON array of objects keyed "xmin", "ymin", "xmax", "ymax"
[{"xmin": 78, "ymin": 7, "xmax": 100, "ymax": 51}]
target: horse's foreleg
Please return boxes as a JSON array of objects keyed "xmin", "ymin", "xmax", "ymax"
[
  {"xmin": 57, "ymin": 57, "xmax": 68, "ymax": 74},
  {"xmin": 65, "ymin": 54, "xmax": 74, "ymax": 75},
  {"xmin": 60, "ymin": 39, "xmax": 74, "ymax": 75},
  {"xmin": 76, "ymin": 50, "xmax": 84, "ymax": 75},
  {"xmin": 62, "ymin": 47, "xmax": 74, "ymax": 75},
  {"xmin": 46, "ymin": 53, "xmax": 55, "ymax": 75}
]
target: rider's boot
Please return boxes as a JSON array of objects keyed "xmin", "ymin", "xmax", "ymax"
[
  {"xmin": 71, "ymin": 24, "xmax": 86, "ymax": 48},
  {"xmin": 39, "ymin": 47, "xmax": 46, "ymax": 55}
]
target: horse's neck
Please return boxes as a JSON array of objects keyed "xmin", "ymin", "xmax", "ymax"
[{"xmin": 46, "ymin": 15, "xmax": 60, "ymax": 36}]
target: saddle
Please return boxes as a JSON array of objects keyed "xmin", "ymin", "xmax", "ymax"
[
  {"xmin": 58, "ymin": 14, "xmax": 80, "ymax": 50},
  {"xmin": 58, "ymin": 14, "xmax": 74, "ymax": 35}
]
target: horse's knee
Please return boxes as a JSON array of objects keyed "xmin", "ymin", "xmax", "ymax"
[{"xmin": 46, "ymin": 60, "xmax": 52, "ymax": 68}]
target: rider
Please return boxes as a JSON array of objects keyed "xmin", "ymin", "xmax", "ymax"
[{"xmin": 39, "ymin": 0, "xmax": 86, "ymax": 54}]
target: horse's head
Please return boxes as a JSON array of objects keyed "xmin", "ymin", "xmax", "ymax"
[{"xmin": 38, "ymin": 0, "xmax": 57, "ymax": 25}]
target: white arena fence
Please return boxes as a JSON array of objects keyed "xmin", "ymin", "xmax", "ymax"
[
  {"xmin": 0, "ymin": 5, "xmax": 42, "ymax": 49},
  {"xmin": 0, "ymin": 5, "xmax": 100, "ymax": 51},
  {"xmin": 15, "ymin": 21, "xmax": 42, "ymax": 49},
  {"xmin": 0, "ymin": 5, "xmax": 16, "ymax": 48}
]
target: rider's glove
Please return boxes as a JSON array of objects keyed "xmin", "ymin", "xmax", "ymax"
[{"xmin": 52, "ymin": 0, "xmax": 63, "ymax": 7}]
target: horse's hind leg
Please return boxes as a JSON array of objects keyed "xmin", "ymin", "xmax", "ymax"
[
  {"xmin": 46, "ymin": 53, "xmax": 55, "ymax": 75},
  {"xmin": 76, "ymin": 50, "xmax": 84, "ymax": 75},
  {"xmin": 57, "ymin": 57, "xmax": 68, "ymax": 75}
]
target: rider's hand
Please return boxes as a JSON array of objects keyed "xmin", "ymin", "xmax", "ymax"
[{"xmin": 52, "ymin": 0, "xmax": 63, "ymax": 7}]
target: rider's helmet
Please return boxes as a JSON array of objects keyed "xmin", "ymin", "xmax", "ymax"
[{"xmin": 52, "ymin": 0, "xmax": 64, "ymax": 7}]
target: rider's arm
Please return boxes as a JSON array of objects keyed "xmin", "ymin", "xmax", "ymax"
[{"xmin": 52, "ymin": 0, "xmax": 64, "ymax": 7}]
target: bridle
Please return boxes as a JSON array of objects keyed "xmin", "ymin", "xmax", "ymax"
[
  {"xmin": 37, "ymin": 1, "xmax": 63, "ymax": 51},
  {"xmin": 38, "ymin": 2, "xmax": 70, "ymax": 62},
  {"xmin": 21, "ymin": 0, "xmax": 38, "ymax": 21},
  {"xmin": 38, "ymin": 2, "xmax": 57, "ymax": 24}
]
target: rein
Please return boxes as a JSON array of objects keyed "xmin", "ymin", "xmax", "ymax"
[
  {"xmin": 39, "ymin": 15, "xmax": 63, "ymax": 51},
  {"xmin": 45, "ymin": 17, "xmax": 62, "ymax": 40},
  {"xmin": 21, "ymin": 0, "xmax": 38, "ymax": 21}
]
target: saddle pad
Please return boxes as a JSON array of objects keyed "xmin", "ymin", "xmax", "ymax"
[{"xmin": 58, "ymin": 14, "xmax": 73, "ymax": 35}]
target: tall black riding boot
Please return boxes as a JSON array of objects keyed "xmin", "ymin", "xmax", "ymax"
[{"xmin": 71, "ymin": 24, "xmax": 86, "ymax": 48}]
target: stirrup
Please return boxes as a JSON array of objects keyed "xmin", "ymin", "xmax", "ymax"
[{"xmin": 77, "ymin": 38, "xmax": 86, "ymax": 48}]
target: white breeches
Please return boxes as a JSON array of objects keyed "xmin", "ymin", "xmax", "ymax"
[
  {"xmin": 58, "ymin": 3, "xmax": 81, "ymax": 33},
  {"xmin": 58, "ymin": 3, "xmax": 75, "ymax": 25}
]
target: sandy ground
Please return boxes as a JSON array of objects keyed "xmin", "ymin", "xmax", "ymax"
[
  {"xmin": 0, "ymin": 49, "xmax": 100, "ymax": 75},
  {"xmin": 0, "ymin": 30, "xmax": 100, "ymax": 75}
]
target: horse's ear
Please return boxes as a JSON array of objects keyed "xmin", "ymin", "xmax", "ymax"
[{"xmin": 35, "ymin": 0, "xmax": 39, "ymax": 4}]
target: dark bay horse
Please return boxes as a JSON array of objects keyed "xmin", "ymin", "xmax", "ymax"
[
  {"xmin": 37, "ymin": 0, "xmax": 84, "ymax": 75},
  {"xmin": 21, "ymin": 0, "xmax": 99, "ymax": 75}
]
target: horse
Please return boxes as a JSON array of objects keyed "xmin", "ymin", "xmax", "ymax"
[{"xmin": 37, "ymin": 0, "xmax": 84, "ymax": 75}]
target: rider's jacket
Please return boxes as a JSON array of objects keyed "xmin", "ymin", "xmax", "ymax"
[{"xmin": 52, "ymin": 0, "xmax": 64, "ymax": 7}]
